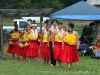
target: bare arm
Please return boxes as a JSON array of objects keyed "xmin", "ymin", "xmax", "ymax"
[
  {"xmin": 62, "ymin": 32, "xmax": 65, "ymax": 50},
  {"xmin": 52, "ymin": 31, "xmax": 56, "ymax": 48},
  {"xmin": 40, "ymin": 32, "xmax": 44, "ymax": 46}
]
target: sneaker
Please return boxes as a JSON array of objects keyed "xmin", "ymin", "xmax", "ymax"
[
  {"xmin": 51, "ymin": 64, "xmax": 53, "ymax": 66},
  {"xmin": 84, "ymin": 50, "xmax": 86, "ymax": 53}
]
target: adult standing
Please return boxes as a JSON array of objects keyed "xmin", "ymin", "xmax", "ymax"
[
  {"xmin": 61, "ymin": 22, "xmax": 79, "ymax": 69},
  {"xmin": 80, "ymin": 23, "xmax": 92, "ymax": 44},
  {"xmin": 48, "ymin": 19, "xmax": 59, "ymax": 66}
]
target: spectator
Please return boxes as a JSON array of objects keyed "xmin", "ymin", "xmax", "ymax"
[
  {"xmin": 79, "ymin": 36, "xmax": 92, "ymax": 54},
  {"xmin": 93, "ymin": 35, "xmax": 100, "ymax": 58},
  {"xmin": 80, "ymin": 22, "xmax": 92, "ymax": 44}
]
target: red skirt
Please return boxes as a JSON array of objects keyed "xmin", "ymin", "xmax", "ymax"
[
  {"xmin": 41, "ymin": 43, "xmax": 50, "ymax": 60},
  {"xmin": 26, "ymin": 40, "xmax": 39, "ymax": 57},
  {"xmin": 61, "ymin": 43, "xmax": 79, "ymax": 64},
  {"xmin": 54, "ymin": 42, "xmax": 62, "ymax": 60},
  {"xmin": 7, "ymin": 40, "xmax": 19, "ymax": 54},
  {"xmin": 17, "ymin": 42, "xmax": 25, "ymax": 57}
]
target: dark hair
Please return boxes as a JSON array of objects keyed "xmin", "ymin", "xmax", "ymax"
[
  {"xmin": 33, "ymin": 20, "xmax": 36, "ymax": 24},
  {"xmin": 46, "ymin": 23, "xmax": 50, "ymax": 27},
  {"xmin": 68, "ymin": 22, "xmax": 74, "ymax": 28},
  {"xmin": 14, "ymin": 24, "xmax": 18, "ymax": 27},
  {"xmin": 44, "ymin": 19, "xmax": 50, "ymax": 24},
  {"xmin": 51, "ymin": 19, "xmax": 59, "ymax": 24},
  {"xmin": 58, "ymin": 22, "xmax": 62, "ymax": 25}
]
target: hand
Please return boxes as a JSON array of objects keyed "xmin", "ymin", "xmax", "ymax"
[
  {"xmin": 77, "ymin": 45, "xmax": 79, "ymax": 49},
  {"xmin": 62, "ymin": 46, "xmax": 64, "ymax": 50},
  {"xmin": 52, "ymin": 45, "xmax": 54, "ymax": 49},
  {"xmin": 40, "ymin": 44, "xmax": 42, "ymax": 48},
  {"xmin": 47, "ymin": 43, "xmax": 49, "ymax": 47}
]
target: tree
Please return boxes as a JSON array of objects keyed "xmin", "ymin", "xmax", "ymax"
[{"xmin": 18, "ymin": 0, "xmax": 32, "ymax": 9}]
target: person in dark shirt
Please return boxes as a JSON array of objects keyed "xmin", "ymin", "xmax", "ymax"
[
  {"xmin": 83, "ymin": 23, "xmax": 92, "ymax": 37},
  {"xmin": 80, "ymin": 23, "xmax": 92, "ymax": 44}
]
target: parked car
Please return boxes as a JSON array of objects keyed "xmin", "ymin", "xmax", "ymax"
[
  {"xmin": 21, "ymin": 17, "xmax": 49, "ymax": 23},
  {"xmin": 3, "ymin": 19, "xmax": 44, "ymax": 41}
]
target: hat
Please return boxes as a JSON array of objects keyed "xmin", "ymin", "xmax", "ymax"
[
  {"xmin": 35, "ymin": 24, "xmax": 37, "ymax": 26},
  {"xmin": 30, "ymin": 24, "xmax": 35, "ymax": 26}
]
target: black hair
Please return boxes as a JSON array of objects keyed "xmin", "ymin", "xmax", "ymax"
[
  {"xmin": 44, "ymin": 19, "xmax": 50, "ymax": 24},
  {"xmin": 51, "ymin": 19, "xmax": 59, "ymax": 24},
  {"xmin": 46, "ymin": 23, "xmax": 50, "ymax": 27},
  {"xmin": 33, "ymin": 20, "xmax": 36, "ymax": 24},
  {"xmin": 14, "ymin": 24, "xmax": 18, "ymax": 27},
  {"xmin": 68, "ymin": 22, "xmax": 74, "ymax": 29},
  {"xmin": 58, "ymin": 22, "xmax": 62, "ymax": 25}
]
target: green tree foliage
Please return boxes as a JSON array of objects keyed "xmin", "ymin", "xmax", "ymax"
[
  {"xmin": 0, "ymin": 0, "xmax": 87, "ymax": 11},
  {"xmin": 18, "ymin": 0, "xmax": 32, "ymax": 9}
]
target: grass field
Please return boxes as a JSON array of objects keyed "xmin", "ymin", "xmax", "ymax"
[
  {"xmin": 0, "ymin": 44, "xmax": 100, "ymax": 75},
  {"xmin": 1, "ymin": 18, "xmax": 98, "ymax": 75}
]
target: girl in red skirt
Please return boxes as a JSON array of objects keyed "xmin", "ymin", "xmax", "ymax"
[
  {"xmin": 61, "ymin": 22, "xmax": 79, "ymax": 69},
  {"xmin": 26, "ymin": 24, "xmax": 39, "ymax": 62},
  {"xmin": 7, "ymin": 25, "xmax": 21, "ymax": 59},
  {"xmin": 40, "ymin": 24, "xmax": 50, "ymax": 65},
  {"xmin": 18, "ymin": 26, "xmax": 30, "ymax": 60},
  {"xmin": 52, "ymin": 22, "xmax": 64, "ymax": 66}
]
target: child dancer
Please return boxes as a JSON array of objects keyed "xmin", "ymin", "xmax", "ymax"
[
  {"xmin": 26, "ymin": 24, "xmax": 39, "ymax": 62},
  {"xmin": 61, "ymin": 22, "xmax": 79, "ymax": 69},
  {"xmin": 52, "ymin": 22, "xmax": 64, "ymax": 66},
  {"xmin": 7, "ymin": 24, "xmax": 21, "ymax": 59},
  {"xmin": 40, "ymin": 24, "xmax": 50, "ymax": 65}
]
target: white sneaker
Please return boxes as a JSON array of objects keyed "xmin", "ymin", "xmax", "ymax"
[{"xmin": 84, "ymin": 50, "xmax": 86, "ymax": 53}]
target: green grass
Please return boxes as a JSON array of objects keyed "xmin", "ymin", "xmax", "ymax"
[{"xmin": 0, "ymin": 44, "xmax": 100, "ymax": 75}]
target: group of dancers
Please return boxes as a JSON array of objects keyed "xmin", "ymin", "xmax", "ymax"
[{"xmin": 7, "ymin": 19, "xmax": 79, "ymax": 69}]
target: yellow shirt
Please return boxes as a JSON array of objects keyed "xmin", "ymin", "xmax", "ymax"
[
  {"xmin": 54, "ymin": 34, "xmax": 58, "ymax": 42},
  {"xmin": 11, "ymin": 31, "xmax": 20, "ymax": 39},
  {"xmin": 64, "ymin": 34, "xmax": 77, "ymax": 45},
  {"xmin": 23, "ymin": 34, "xmax": 28, "ymax": 41},
  {"xmin": 28, "ymin": 33, "xmax": 34, "ymax": 40},
  {"xmin": 54, "ymin": 34, "xmax": 62, "ymax": 42},
  {"xmin": 43, "ymin": 34, "xmax": 48, "ymax": 42}
]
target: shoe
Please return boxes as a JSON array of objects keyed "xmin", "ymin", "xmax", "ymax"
[
  {"xmin": 56, "ymin": 64, "xmax": 59, "ymax": 67},
  {"xmin": 51, "ymin": 64, "xmax": 53, "ymax": 66}
]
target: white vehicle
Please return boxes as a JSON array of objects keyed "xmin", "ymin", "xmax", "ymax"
[
  {"xmin": 3, "ymin": 19, "xmax": 44, "ymax": 34},
  {"xmin": 21, "ymin": 17, "xmax": 49, "ymax": 23},
  {"xmin": 3, "ymin": 19, "xmax": 44, "ymax": 41}
]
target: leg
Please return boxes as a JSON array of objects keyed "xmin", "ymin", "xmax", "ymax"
[
  {"xmin": 28, "ymin": 57, "xmax": 31, "ymax": 62},
  {"xmin": 17, "ymin": 55, "xmax": 20, "ymax": 59},
  {"xmin": 44, "ymin": 59, "xmax": 46, "ymax": 65},
  {"xmin": 46, "ymin": 59, "xmax": 49, "ymax": 65},
  {"xmin": 13, "ymin": 54, "xmax": 15, "ymax": 59},
  {"xmin": 49, "ymin": 41, "xmax": 56, "ymax": 66},
  {"xmin": 67, "ymin": 63, "xmax": 72, "ymax": 69}
]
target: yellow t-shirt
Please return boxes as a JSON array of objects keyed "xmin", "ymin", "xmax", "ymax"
[
  {"xmin": 23, "ymin": 34, "xmax": 28, "ymax": 41},
  {"xmin": 43, "ymin": 34, "xmax": 48, "ymax": 42},
  {"xmin": 28, "ymin": 33, "xmax": 34, "ymax": 40},
  {"xmin": 11, "ymin": 31, "xmax": 19, "ymax": 39},
  {"xmin": 54, "ymin": 34, "xmax": 58, "ymax": 42},
  {"xmin": 63, "ymin": 34, "xmax": 77, "ymax": 45}
]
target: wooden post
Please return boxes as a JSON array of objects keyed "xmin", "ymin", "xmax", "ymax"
[
  {"xmin": 0, "ymin": 12, "xmax": 4, "ymax": 58},
  {"xmin": 40, "ymin": 13, "xmax": 43, "ymax": 34},
  {"xmin": 49, "ymin": 13, "xmax": 52, "ymax": 26}
]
